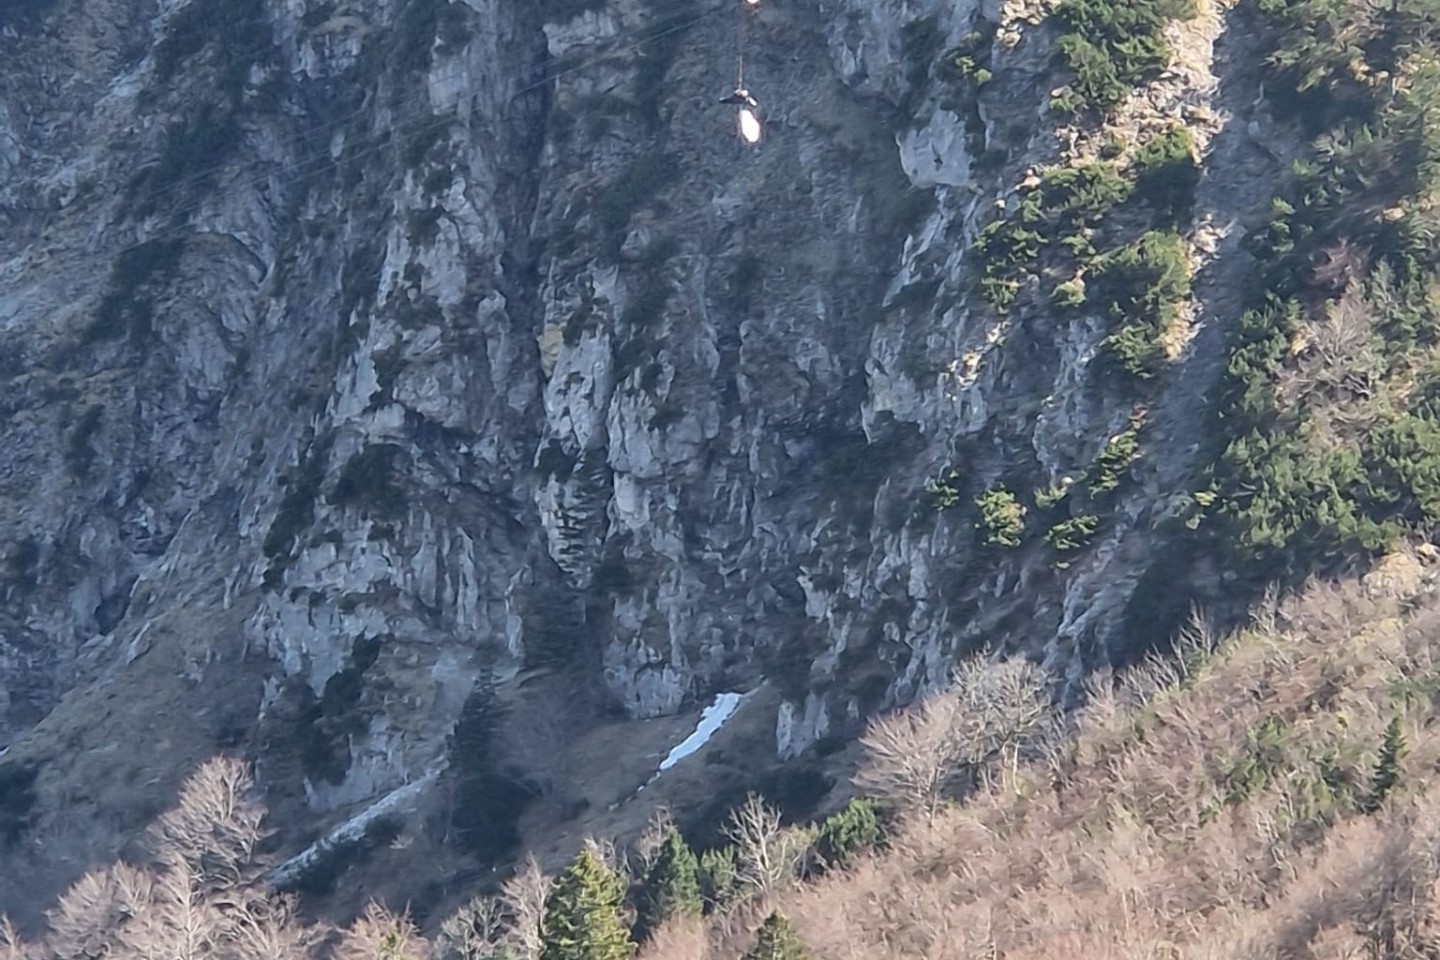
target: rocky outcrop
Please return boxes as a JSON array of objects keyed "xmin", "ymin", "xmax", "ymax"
[{"xmin": 0, "ymin": 0, "xmax": 1289, "ymax": 918}]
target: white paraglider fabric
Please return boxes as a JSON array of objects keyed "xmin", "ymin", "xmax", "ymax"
[{"xmin": 738, "ymin": 107, "xmax": 763, "ymax": 144}]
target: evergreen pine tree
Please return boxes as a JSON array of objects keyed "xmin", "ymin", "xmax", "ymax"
[
  {"xmin": 635, "ymin": 830, "xmax": 702, "ymax": 941},
  {"xmin": 539, "ymin": 848, "xmax": 634, "ymax": 960},
  {"xmin": 697, "ymin": 846, "xmax": 738, "ymax": 912},
  {"xmin": 1364, "ymin": 715, "xmax": 1406, "ymax": 812},
  {"xmin": 815, "ymin": 798, "xmax": 882, "ymax": 870},
  {"xmin": 743, "ymin": 911, "xmax": 809, "ymax": 960}
]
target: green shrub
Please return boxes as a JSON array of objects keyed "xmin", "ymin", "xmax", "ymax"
[
  {"xmin": 927, "ymin": 468, "xmax": 963, "ymax": 509},
  {"xmin": 1034, "ymin": 481, "xmax": 1071, "ymax": 510},
  {"xmin": 1092, "ymin": 230, "xmax": 1192, "ymax": 326},
  {"xmin": 1052, "ymin": 0, "xmax": 1195, "ymax": 114},
  {"xmin": 1103, "ymin": 323, "xmax": 1166, "ymax": 379},
  {"xmin": 743, "ymin": 912, "xmax": 811, "ymax": 960},
  {"xmin": 938, "ymin": 25, "xmax": 997, "ymax": 88},
  {"xmin": 1092, "ymin": 231, "xmax": 1192, "ymax": 378},
  {"xmin": 973, "ymin": 162, "xmax": 1131, "ymax": 311},
  {"xmin": 973, "ymin": 218, "xmax": 1044, "ymax": 310},
  {"xmin": 814, "ymin": 798, "xmax": 883, "ymax": 869},
  {"xmin": 1046, "ymin": 514, "xmax": 1100, "ymax": 552},
  {"xmin": 636, "ymin": 831, "xmax": 702, "ymax": 941},
  {"xmin": 1133, "ymin": 126, "xmax": 1200, "ymax": 226},
  {"xmin": 1089, "ymin": 410, "xmax": 1146, "ymax": 495},
  {"xmin": 697, "ymin": 846, "xmax": 738, "ymax": 912},
  {"xmin": 1362, "ymin": 715, "xmax": 1406, "ymax": 813},
  {"xmin": 1205, "ymin": 281, "xmax": 1440, "ymax": 572},
  {"xmin": 980, "ymin": 274, "xmax": 1022, "ymax": 309},
  {"xmin": 975, "ymin": 487, "xmax": 1027, "ymax": 547},
  {"xmin": 1250, "ymin": 0, "xmax": 1435, "ymax": 126},
  {"xmin": 1052, "ymin": 277, "xmax": 1087, "ymax": 308},
  {"xmin": 1036, "ymin": 162, "xmax": 1133, "ymax": 229},
  {"xmin": 1198, "ymin": 0, "xmax": 1440, "ymax": 583},
  {"xmin": 1222, "ymin": 714, "xmax": 1288, "ymax": 805}
]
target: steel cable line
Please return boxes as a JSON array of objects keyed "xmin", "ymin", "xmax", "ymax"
[
  {"xmin": 736, "ymin": 0, "xmax": 747, "ymax": 89},
  {"xmin": 118, "ymin": 0, "xmax": 724, "ymax": 207},
  {"xmin": 7, "ymin": 0, "xmax": 727, "ymax": 282}
]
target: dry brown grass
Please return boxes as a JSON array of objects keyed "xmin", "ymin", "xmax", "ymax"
[
  {"xmin": 753, "ymin": 561, "xmax": 1440, "ymax": 959},
  {"xmin": 636, "ymin": 916, "xmax": 710, "ymax": 960}
]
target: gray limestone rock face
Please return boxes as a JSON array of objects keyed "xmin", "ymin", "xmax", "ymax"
[{"xmin": 0, "ymin": 0, "xmax": 1286, "ymax": 918}]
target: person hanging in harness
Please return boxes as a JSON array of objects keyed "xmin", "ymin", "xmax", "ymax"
[
  {"xmin": 718, "ymin": 87, "xmax": 759, "ymax": 110},
  {"xmin": 721, "ymin": 0, "xmax": 764, "ymax": 143}
]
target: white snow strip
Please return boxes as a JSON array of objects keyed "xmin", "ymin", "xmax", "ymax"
[
  {"xmin": 656, "ymin": 692, "xmax": 743, "ymax": 775},
  {"xmin": 267, "ymin": 766, "xmax": 441, "ymax": 889}
]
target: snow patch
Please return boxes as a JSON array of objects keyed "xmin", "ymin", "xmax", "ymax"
[
  {"xmin": 634, "ymin": 692, "xmax": 744, "ymax": 795},
  {"xmin": 659, "ymin": 691, "xmax": 742, "ymax": 772},
  {"xmin": 267, "ymin": 765, "xmax": 441, "ymax": 890}
]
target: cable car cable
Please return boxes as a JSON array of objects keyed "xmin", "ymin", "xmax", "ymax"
[{"xmin": 8, "ymin": 0, "xmax": 728, "ymax": 281}]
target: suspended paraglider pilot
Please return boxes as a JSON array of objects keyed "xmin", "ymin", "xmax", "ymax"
[
  {"xmin": 723, "ymin": 0, "xmax": 764, "ymax": 143},
  {"xmin": 718, "ymin": 87, "xmax": 759, "ymax": 110},
  {"xmin": 718, "ymin": 87, "xmax": 763, "ymax": 143}
]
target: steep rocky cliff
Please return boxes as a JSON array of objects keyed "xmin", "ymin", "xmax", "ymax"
[{"xmin": 0, "ymin": 0, "xmax": 1293, "ymax": 921}]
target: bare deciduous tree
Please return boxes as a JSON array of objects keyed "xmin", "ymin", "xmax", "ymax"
[
  {"xmin": 332, "ymin": 903, "xmax": 428, "ymax": 960},
  {"xmin": 47, "ymin": 863, "xmax": 154, "ymax": 960},
  {"xmin": 436, "ymin": 896, "xmax": 510, "ymax": 960},
  {"xmin": 147, "ymin": 757, "xmax": 266, "ymax": 891},
  {"xmin": 630, "ymin": 806, "xmax": 677, "ymax": 879},
  {"xmin": 635, "ymin": 916, "xmax": 709, "ymax": 960},
  {"xmin": 119, "ymin": 859, "xmax": 225, "ymax": 960},
  {"xmin": 0, "ymin": 916, "xmax": 26, "ymax": 960},
  {"xmin": 581, "ymin": 836, "xmax": 627, "ymax": 883},
  {"xmin": 723, "ymin": 794, "xmax": 812, "ymax": 898},
  {"xmin": 226, "ymin": 895, "xmax": 321, "ymax": 960},
  {"xmin": 499, "ymin": 855, "xmax": 552, "ymax": 960},
  {"xmin": 854, "ymin": 691, "xmax": 966, "ymax": 820},
  {"xmin": 950, "ymin": 656, "xmax": 1052, "ymax": 791},
  {"xmin": 855, "ymin": 656, "xmax": 1052, "ymax": 818}
]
